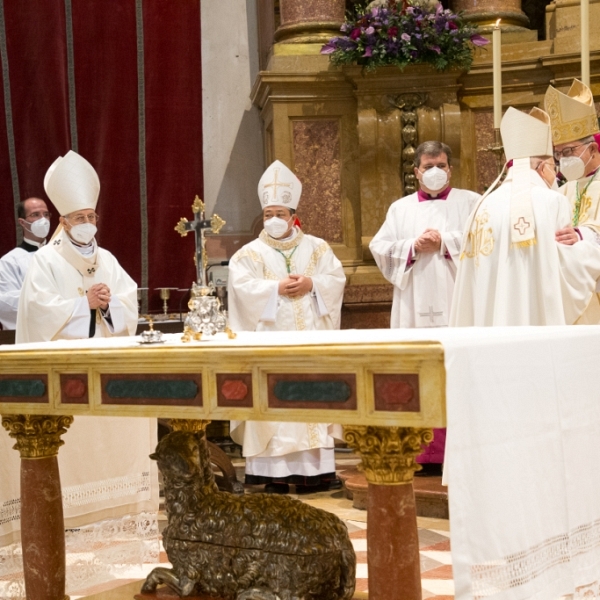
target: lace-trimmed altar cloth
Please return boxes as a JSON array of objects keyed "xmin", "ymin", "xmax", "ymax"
[{"xmin": 443, "ymin": 327, "xmax": 600, "ymax": 599}]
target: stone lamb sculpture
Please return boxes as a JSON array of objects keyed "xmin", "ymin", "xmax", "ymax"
[{"xmin": 142, "ymin": 430, "xmax": 356, "ymax": 600}]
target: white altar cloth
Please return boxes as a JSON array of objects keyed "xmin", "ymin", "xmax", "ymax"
[{"xmin": 2, "ymin": 326, "xmax": 600, "ymax": 599}]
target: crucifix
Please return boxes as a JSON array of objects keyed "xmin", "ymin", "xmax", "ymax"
[
  {"xmin": 419, "ymin": 306, "xmax": 443, "ymax": 325},
  {"xmin": 175, "ymin": 196, "xmax": 225, "ymax": 286}
]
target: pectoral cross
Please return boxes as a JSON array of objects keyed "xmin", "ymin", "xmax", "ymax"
[
  {"xmin": 419, "ymin": 306, "xmax": 443, "ymax": 324},
  {"xmin": 175, "ymin": 196, "xmax": 226, "ymax": 286}
]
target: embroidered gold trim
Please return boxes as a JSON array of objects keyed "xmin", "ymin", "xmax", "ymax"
[
  {"xmin": 259, "ymin": 228, "xmax": 305, "ymax": 252},
  {"xmin": 304, "ymin": 242, "xmax": 329, "ymax": 277},
  {"xmin": 545, "ymin": 88, "xmax": 599, "ymax": 144},
  {"xmin": 461, "ymin": 209, "xmax": 494, "ymax": 266}
]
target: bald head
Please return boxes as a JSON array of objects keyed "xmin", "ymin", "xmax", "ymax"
[{"xmin": 17, "ymin": 197, "xmax": 48, "ymax": 220}]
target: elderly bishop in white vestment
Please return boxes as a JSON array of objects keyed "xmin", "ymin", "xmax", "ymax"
[
  {"xmin": 451, "ymin": 107, "xmax": 600, "ymax": 326},
  {"xmin": 228, "ymin": 160, "xmax": 346, "ymax": 493},
  {"xmin": 1, "ymin": 152, "xmax": 157, "ymax": 573}
]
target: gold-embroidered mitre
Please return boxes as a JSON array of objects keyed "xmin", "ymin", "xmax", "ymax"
[{"xmin": 544, "ymin": 79, "xmax": 599, "ymax": 145}]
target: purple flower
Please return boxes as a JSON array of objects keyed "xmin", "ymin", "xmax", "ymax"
[
  {"xmin": 350, "ymin": 27, "xmax": 362, "ymax": 40},
  {"xmin": 470, "ymin": 34, "xmax": 490, "ymax": 46},
  {"xmin": 365, "ymin": 26, "xmax": 375, "ymax": 35},
  {"xmin": 320, "ymin": 40, "xmax": 338, "ymax": 55},
  {"xmin": 363, "ymin": 46, "xmax": 373, "ymax": 57},
  {"xmin": 430, "ymin": 45, "xmax": 441, "ymax": 54},
  {"xmin": 401, "ymin": 33, "xmax": 411, "ymax": 42}
]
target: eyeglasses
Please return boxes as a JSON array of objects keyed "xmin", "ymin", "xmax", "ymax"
[
  {"xmin": 67, "ymin": 213, "xmax": 99, "ymax": 224},
  {"xmin": 25, "ymin": 211, "xmax": 52, "ymax": 220},
  {"xmin": 553, "ymin": 143, "xmax": 589, "ymax": 160}
]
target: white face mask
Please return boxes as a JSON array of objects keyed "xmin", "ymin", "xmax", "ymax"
[
  {"xmin": 69, "ymin": 222, "xmax": 97, "ymax": 244},
  {"xmin": 264, "ymin": 216, "xmax": 292, "ymax": 238},
  {"xmin": 420, "ymin": 166, "xmax": 448, "ymax": 192},
  {"xmin": 559, "ymin": 144, "xmax": 592, "ymax": 182},
  {"xmin": 27, "ymin": 217, "xmax": 50, "ymax": 238}
]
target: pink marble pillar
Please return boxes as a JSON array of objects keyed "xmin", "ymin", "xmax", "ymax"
[
  {"xmin": 452, "ymin": 0, "xmax": 529, "ymax": 31},
  {"xmin": 275, "ymin": 0, "xmax": 345, "ymax": 44},
  {"xmin": 2, "ymin": 415, "xmax": 73, "ymax": 600}
]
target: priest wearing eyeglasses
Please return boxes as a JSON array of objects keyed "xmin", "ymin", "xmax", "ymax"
[{"xmin": 16, "ymin": 150, "xmax": 138, "ymax": 343}]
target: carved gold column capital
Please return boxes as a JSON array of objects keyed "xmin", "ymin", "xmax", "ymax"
[
  {"xmin": 2, "ymin": 414, "xmax": 73, "ymax": 459},
  {"xmin": 168, "ymin": 419, "xmax": 211, "ymax": 433},
  {"xmin": 343, "ymin": 425, "xmax": 433, "ymax": 485}
]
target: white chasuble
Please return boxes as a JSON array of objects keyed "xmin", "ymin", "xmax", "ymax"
[
  {"xmin": 16, "ymin": 229, "xmax": 138, "ymax": 343},
  {"xmin": 228, "ymin": 228, "xmax": 345, "ymax": 469},
  {"xmin": 451, "ymin": 169, "xmax": 600, "ymax": 326},
  {"xmin": 369, "ymin": 188, "xmax": 480, "ymax": 328},
  {"xmin": 559, "ymin": 173, "xmax": 600, "ymax": 324},
  {"xmin": 2, "ymin": 230, "xmax": 158, "ymax": 585}
]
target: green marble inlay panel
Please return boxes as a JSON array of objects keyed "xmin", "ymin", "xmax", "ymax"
[
  {"xmin": 105, "ymin": 380, "xmax": 198, "ymax": 399},
  {"xmin": 274, "ymin": 381, "xmax": 351, "ymax": 402},
  {"xmin": 0, "ymin": 379, "xmax": 46, "ymax": 397}
]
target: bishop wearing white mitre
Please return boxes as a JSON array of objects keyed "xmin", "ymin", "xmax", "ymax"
[
  {"xmin": 1, "ymin": 151, "xmax": 157, "ymax": 550},
  {"xmin": 228, "ymin": 160, "xmax": 346, "ymax": 494},
  {"xmin": 451, "ymin": 107, "xmax": 600, "ymax": 326}
]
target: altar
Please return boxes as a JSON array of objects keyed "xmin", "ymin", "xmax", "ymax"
[{"xmin": 2, "ymin": 326, "xmax": 600, "ymax": 600}]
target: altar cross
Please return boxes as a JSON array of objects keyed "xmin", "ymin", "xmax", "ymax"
[
  {"xmin": 419, "ymin": 306, "xmax": 443, "ymax": 324},
  {"xmin": 175, "ymin": 196, "xmax": 225, "ymax": 286}
]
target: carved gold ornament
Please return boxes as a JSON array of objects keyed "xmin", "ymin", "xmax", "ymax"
[
  {"xmin": 343, "ymin": 425, "xmax": 433, "ymax": 484},
  {"xmin": 2, "ymin": 414, "xmax": 74, "ymax": 458},
  {"xmin": 174, "ymin": 217, "xmax": 189, "ymax": 237},
  {"xmin": 168, "ymin": 419, "xmax": 210, "ymax": 433}
]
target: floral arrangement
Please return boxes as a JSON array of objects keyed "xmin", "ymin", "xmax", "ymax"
[{"xmin": 321, "ymin": 0, "xmax": 489, "ymax": 72}]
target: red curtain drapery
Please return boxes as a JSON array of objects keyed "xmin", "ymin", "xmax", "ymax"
[{"xmin": 0, "ymin": 0, "xmax": 202, "ymax": 312}]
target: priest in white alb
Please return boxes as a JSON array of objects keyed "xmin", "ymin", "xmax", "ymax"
[
  {"xmin": 451, "ymin": 107, "xmax": 600, "ymax": 326},
  {"xmin": 228, "ymin": 160, "xmax": 346, "ymax": 494},
  {"xmin": 1, "ymin": 151, "xmax": 158, "ymax": 588},
  {"xmin": 369, "ymin": 141, "xmax": 480, "ymax": 471},
  {"xmin": 544, "ymin": 79, "xmax": 600, "ymax": 323}
]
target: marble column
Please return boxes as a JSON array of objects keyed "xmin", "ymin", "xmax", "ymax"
[
  {"xmin": 452, "ymin": 0, "xmax": 529, "ymax": 31},
  {"xmin": 344, "ymin": 425, "xmax": 434, "ymax": 600},
  {"xmin": 275, "ymin": 0, "xmax": 345, "ymax": 44},
  {"xmin": 2, "ymin": 414, "xmax": 73, "ymax": 600}
]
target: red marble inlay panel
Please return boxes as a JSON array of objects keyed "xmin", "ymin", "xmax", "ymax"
[
  {"xmin": 373, "ymin": 374, "xmax": 420, "ymax": 412},
  {"xmin": 60, "ymin": 374, "xmax": 89, "ymax": 405},
  {"xmin": 293, "ymin": 119, "xmax": 343, "ymax": 244},
  {"xmin": 216, "ymin": 374, "xmax": 253, "ymax": 408}
]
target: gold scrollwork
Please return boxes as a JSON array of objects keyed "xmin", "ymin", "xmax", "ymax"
[
  {"xmin": 175, "ymin": 217, "xmax": 189, "ymax": 237},
  {"xmin": 462, "ymin": 208, "xmax": 494, "ymax": 266},
  {"xmin": 343, "ymin": 425, "xmax": 433, "ymax": 485},
  {"xmin": 2, "ymin": 414, "xmax": 74, "ymax": 459}
]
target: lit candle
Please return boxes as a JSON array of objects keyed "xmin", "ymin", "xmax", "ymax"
[
  {"xmin": 581, "ymin": 0, "xmax": 590, "ymax": 86},
  {"xmin": 493, "ymin": 19, "xmax": 502, "ymax": 129}
]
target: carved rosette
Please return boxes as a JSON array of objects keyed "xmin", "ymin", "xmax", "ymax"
[
  {"xmin": 168, "ymin": 419, "xmax": 211, "ymax": 433},
  {"xmin": 2, "ymin": 414, "xmax": 74, "ymax": 459},
  {"xmin": 343, "ymin": 425, "xmax": 433, "ymax": 485}
]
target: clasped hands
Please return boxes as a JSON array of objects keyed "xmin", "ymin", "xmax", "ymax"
[
  {"xmin": 414, "ymin": 229, "xmax": 442, "ymax": 254},
  {"xmin": 87, "ymin": 283, "xmax": 111, "ymax": 310},
  {"xmin": 278, "ymin": 274, "xmax": 313, "ymax": 298}
]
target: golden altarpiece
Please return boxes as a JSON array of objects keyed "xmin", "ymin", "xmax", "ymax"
[{"xmin": 254, "ymin": 0, "xmax": 600, "ymax": 328}]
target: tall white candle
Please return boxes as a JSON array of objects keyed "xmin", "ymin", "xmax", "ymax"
[
  {"xmin": 581, "ymin": 0, "xmax": 590, "ymax": 86},
  {"xmin": 493, "ymin": 19, "xmax": 502, "ymax": 129}
]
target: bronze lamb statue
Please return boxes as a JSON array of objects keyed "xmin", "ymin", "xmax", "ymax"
[{"xmin": 142, "ymin": 430, "xmax": 356, "ymax": 600}]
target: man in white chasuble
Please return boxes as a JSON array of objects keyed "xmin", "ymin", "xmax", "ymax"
[
  {"xmin": 544, "ymin": 79, "xmax": 600, "ymax": 323},
  {"xmin": 1, "ymin": 151, "xmax": 157, "ymax": 566},
  {"xmin": 228, "ymin": 160, "xmax": 346, "ymax": 494},
  {"xmin": 451, "ymin": 107, "xmax": 600, "ymax": 326},
  {"xmin": 369, "ymin": 141, "xmax": 480, "ymax": 473}
]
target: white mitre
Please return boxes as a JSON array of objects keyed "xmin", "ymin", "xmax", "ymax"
[
  {"xmin": 257, "ymin": 160, "xmax": 302, "ymax": 210},
  {"xmin": 544, "ymin": 79, "xmax": 599, "ymax": 144},
  {"xmin": 44, "ymin": 150, "xmax": 100, "ymax": 216},
  {"xmin": 501, "ymin": 107, "xmax": 553, "ymax": 246}
]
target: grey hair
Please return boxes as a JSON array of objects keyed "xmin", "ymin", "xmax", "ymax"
[{"xmin": 414, "ymin": 141, "xmax": 452, "ymax": 168}]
